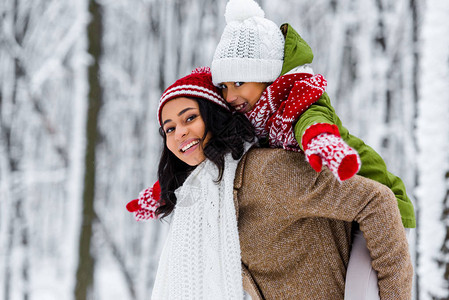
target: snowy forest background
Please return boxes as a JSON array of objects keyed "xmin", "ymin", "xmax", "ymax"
[{"xmin": 1, "ymin": 0, "xmax": 448, "ymax": 299}]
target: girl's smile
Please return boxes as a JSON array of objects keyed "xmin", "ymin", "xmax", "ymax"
[{"xmin": 218, "ymin": 81, "xmax": 269, "ymax": 113}]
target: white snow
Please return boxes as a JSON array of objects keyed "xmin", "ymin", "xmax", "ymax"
[{"xmin": 1, "ymin": 0, "xmax": 448, "ymax": 299}]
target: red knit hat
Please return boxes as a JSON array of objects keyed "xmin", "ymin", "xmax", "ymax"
[{"xmin": 157, "ymin": 67, "xmax": 230, "ymax": 126}]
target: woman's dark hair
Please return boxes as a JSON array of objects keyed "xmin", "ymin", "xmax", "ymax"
[{"xmin": 156, "ymin": 97, "xmax": 255, "ymax": 218}]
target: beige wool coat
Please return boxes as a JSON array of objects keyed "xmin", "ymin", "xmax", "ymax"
[{"xmin": 234, "ymin": 148, "xmax": 413, "ymax": 299}]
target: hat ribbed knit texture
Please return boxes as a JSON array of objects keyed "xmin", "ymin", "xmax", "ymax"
[
  {"xmin": 211, "ymin": 0, "xmax": 284, "ymax": 85},
  {"xmin": 158, "ymin": 67, "xmax": 229, "ymax": 126}
]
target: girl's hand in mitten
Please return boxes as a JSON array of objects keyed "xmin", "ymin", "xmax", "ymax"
[
  {"xmin": 126, "ymin": 181, "xmax": 161, "ymax": 221},
  {"xmin": 304, "ymin": 133, "xmax": 361, "ymax": 181}
]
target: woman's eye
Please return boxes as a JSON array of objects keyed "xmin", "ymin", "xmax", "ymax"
[
  {"xmin": 235, "ymin": 82, "xmax": 244, "ymax": 87},
  {"xmin": 165, "ymin": 127, "xmax": 174, "ymax": 134},
  {"xmin": 218, "ymin": 83, "xmax": 227, "ymax": 89},
  {"xmin": 186, "ymin": 114, "xmax": 198, "ymax": 122}
]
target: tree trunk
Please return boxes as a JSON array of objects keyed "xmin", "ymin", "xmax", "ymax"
[{"xmin": 74, "ymin": 0, "xmax": 103, "ymax": 299}]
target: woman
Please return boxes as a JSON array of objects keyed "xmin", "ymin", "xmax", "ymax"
[{"xmin": 127, "ymin": 67, "xmax": 413, "ymax": 299}]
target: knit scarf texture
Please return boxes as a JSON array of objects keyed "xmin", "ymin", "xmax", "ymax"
[
  {"xmin": 245, "ymin": 72, "xmax": 327, "ymax": 152},
  {"xmin": 151, "ymin": 149, "xmax": 248, "ymax": 300}
]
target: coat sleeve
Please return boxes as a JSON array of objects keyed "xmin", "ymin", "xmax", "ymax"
[
  {"xmin": 293, "ymin": 91, "xmax": 338, "ymax": 150},
  {"xmin": 344, "ymin": 133, "xmax": 416, "ymax": 228},
  {"xmin": 246, "ymin": 149, "xmax": 413, "ymax": 299},
  {"xmin": 293, "ymin": 92, "xmax": 415, "ymax": 228}
]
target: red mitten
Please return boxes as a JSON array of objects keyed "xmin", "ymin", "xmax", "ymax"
[
  {"xmin": 126, "ymin": 181, "xmax": 161, "ymax": 221},
  {"xmin": 304, "ymin": 133, "xmax": 361, "ymax": 181},
  {"xmin": 307, "ymin": 153, "xmax": 323, "ymax": 172}
]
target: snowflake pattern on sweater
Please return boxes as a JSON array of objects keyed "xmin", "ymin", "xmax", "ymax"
[{"xmin": 245, "ymin": 73, "xmax": 327, "ymax": 152}]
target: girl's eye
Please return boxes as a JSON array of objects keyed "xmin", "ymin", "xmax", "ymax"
[
  {"xmin": 218, "ymin": 83, "xmax": 227, "ymax": 89},
  {"xmin": 235, "ymin": 82, "xmax": 245, "ymax": 87}
]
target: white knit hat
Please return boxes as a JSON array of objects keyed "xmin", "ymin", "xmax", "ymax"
[{"xmin": 211, "ymin": 0, "xmax": 285, "ymax": 85}]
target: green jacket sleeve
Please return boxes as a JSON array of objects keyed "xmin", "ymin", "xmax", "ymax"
[{"xmin": 293, "ymin": 92, "xmax": 416, "ymax": 228}]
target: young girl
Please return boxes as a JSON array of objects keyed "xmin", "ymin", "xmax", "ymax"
[
  {"xmin": 210, "ymin": 0, "xmax": 415, "ymax": 298},
  {"xmin": 127, "ymin": 67, "xmax": 413, "ymax": 299},
  {"xmin": 211, "ymin": 0, "xmax": 414, "ymax": 225}
]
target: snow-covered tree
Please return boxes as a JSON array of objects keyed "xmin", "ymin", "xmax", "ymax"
[
  {"xmin": 1, "ymin": 0, "xmax": 449, "ymax": 299},
  {"xmin": 0, "ymin": 0, "xmax": 89, "ymax": 299},
  {"xmin": 416, "ymin": 0, "xmax": 449, "ymax": 298}
]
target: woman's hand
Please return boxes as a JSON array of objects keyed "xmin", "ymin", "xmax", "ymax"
[{"xmin": 126, "ymin": 181, "xmax": 161, "ymax": 221}]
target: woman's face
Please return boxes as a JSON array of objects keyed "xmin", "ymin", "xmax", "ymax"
[{"xmin": 161, "ymin": 97, "xmax": 211, "ymax": 166}]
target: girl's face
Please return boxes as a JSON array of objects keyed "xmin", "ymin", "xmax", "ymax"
[
  {"xmin": 218, "ymin": 82, "xmax": 269, "ymax": 114},
  {"xmin": 161, "ymin": 97, "xmax": 211, "ymax": 166}
]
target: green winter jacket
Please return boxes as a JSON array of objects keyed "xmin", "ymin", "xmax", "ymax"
[{"xmin": 280, "ymin": 23, "xmax": 415, "ymax": 228}]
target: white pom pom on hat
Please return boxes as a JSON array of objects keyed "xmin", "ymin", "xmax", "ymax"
[
  {"xmin": 212, "ymin": 0, "xmax": 285, "ymax": 85},
  {"xmin": 225, "ymin": 0, "xmax": 264, "ymax": 23}
]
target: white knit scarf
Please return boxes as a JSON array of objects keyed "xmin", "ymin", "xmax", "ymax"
[{"xmin": 151, "ymin": 151, "xmax": 246, "ymax": 300}]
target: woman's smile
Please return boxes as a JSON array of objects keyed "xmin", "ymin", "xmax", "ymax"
[
  {"xmin": 179, "ymin": 138, "xmax": 200, "ymax": 153},
  {"xmin": 161, "ymin": 97, "xmax": 211, "ymax": 166}
]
